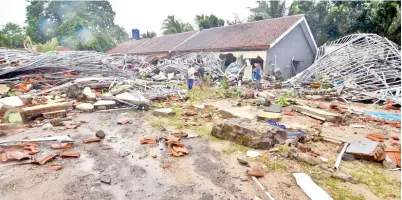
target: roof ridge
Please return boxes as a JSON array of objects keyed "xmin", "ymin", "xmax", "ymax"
[
  {"xmin": 155, "ymin": 30, "xmax": 197, "ymax": 38},
  {"xmin": 199, "ymin": 14, "xmax": 305, "ymax": 32}
]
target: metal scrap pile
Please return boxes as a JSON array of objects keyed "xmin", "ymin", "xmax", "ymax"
[
  {"xmin": 0, "ymin": 49, "xmax": 149, "ymax": 81},
  {"xmin": 141, "ymin": 52, "xmax": 245, "ymax": 81},
  {"xmin": 288, "ymin": 34, "xmax": 401, "ymax": 104}
]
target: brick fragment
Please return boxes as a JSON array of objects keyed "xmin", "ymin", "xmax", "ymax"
[
  {"xmin": 83, "ymin": 137, "xmax": 101, "ymax": 143},
  {"xmin": 59, "ymin": 151, "xmax": 80, "ymax": 158}
]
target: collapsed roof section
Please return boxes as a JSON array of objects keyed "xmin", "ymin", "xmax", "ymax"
[{"xmin": 289, "ymin": 34, "xmax": 401, "ymax": 104}]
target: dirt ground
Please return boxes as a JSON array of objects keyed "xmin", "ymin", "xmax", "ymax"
[
  {"xmin": 0, "ymin": 111, "xmax": 262, "ymax": 200},
  {"xmin": 0, "ymin": 96, "xmax": 401, "ymax": 200}
]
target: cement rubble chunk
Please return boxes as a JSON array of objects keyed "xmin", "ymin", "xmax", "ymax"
[
  {"xmin": 8, "ymin": 112, "xmax": 23, "ymax": 123},
  {"xmin": 82, "ymin": 87, "xmax": 96, "ymax": 99},
  {"xmin": 153, "ymin": 108, "xmax": 175, "ymax": 116},
  {"xmin": 93, "ymin": 100, "xmax": 116, "ymax": 107},
  {"xmin": 0, "ymin": 96, "xmax": 24, "ymax": 107},
  {"xmin": 100, "ymin": 175, "xmax": 111, "ymax": 184},
  {"xmin": 0, "ymin": 84, "xmax": 10, "ymax": 96},
  {"xmin": 76, "ymin": 103, "xmax": 94, "ymax": 111},
  {"xmin": 211, "ymin": 118, "xmax": 287, "ymax": 149},
  {"xmin": 115, "ymin": 91, "xmax": 151, "ymax": 107}
]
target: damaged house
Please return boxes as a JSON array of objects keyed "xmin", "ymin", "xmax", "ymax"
[{"xmin": 107, "ymin": 15, "xmax": 317, "ymax": 80}]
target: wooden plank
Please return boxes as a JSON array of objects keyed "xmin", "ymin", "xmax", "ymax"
[
  {"xmin": 294, "ymin": 105, "xmax": 342, "ymax": 123},
  {"xmin": 22, "ymin": 102, "xmax": 69, "ymax": 117}
]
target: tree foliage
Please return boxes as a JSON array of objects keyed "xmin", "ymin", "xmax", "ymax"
[
  {"xmin": 24, "ymin": 0, "xmax": 128, "ymax": 52},
  {"xmin": 195, "ymin": 14, "xmax": 225, "ymax": 30},
  {"xmin": 36, "ymin": 38, "xmax": 59, "ymax": 52},
  {"xmin": 141, "ymin": 31, "xmax": 157, "ymax": 39},
  {"xmin": 249, "ymin": 0, "xmax": 286, "ymax": 21},
  {"xmin": 0, "ymin": 23, "xmax": 25, "ymax": 48},
  {"xmin": 288, "ymin": 0, "xmax": 401, "ymax": 45},
  {"xmin": 162, "ymin": 15, "xmax": 194, "ymax": 35}
]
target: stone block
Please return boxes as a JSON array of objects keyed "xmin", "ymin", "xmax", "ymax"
[{"xmin": 211, "ymin": 118, "xmax": 286, "ymax": 149}]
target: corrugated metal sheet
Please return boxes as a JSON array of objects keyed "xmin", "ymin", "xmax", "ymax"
[
  {"xmin": 174, "ymin": 15, "xmax": 304, "ymax": 52},
  {"xmin": 129, "ymin": 31, "xmax": 198, "ymax": 55},
  {"xmin": 106, "ymin": 39, "xmax": 149, "ymax": 54}
]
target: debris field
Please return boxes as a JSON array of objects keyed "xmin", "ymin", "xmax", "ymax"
[{"xmin": 0, "ymin": 33, "xmax": 401, "ymax": 200}]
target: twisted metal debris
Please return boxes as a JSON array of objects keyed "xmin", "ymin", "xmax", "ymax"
[
  {"xmin": 289, "ymin": 34, "xmax": 401, "ymax": 104},
  {"xmin": 0, "ymin": 49, "xmax": 147, "ymax": 79}
]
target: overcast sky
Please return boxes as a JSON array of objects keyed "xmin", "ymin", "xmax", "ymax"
[{"xmin": 0, "ymin": 0, "xmax": 259, "ymax": 36}]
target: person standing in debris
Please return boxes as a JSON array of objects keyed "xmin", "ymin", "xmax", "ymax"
[
  {"xmin": 198, "ymin": 62, "xmax": 205, "ymax": 90},
  {"xmin": 187, "ymin": 64, "xmax": 196, "ymax": 90},
  {"xmin": 253, "ymin": 63, "xmax": 262, "ymax": 90}
]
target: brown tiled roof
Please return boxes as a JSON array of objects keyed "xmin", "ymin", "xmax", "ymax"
[
  {"xmin": 129, "ymin": 31, "xmax": 197, "ymax": 54},
  {"xmin": 106, "ymin": 39, "xmax": 149, "ymax": 54},
  {"xmin": 174, "ymin": 15, "xmax": 304, "ymax": 52}
]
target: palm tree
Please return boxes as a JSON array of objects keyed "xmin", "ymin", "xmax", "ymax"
[
  {"xmin": 161, "ymin": 15, "xmax": 194, "ymax": 35},
  {"xmin": 249, "ymin": 0, "xmax": 286, "ymax": 21}
]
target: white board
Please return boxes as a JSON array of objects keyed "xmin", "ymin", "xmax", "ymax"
[{"xmin": 293, "ymin": 173, "xmax": 333, "ymax": 200}]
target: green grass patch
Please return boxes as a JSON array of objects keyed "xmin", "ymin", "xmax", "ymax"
[
  {"xmin": 278, "ymin": 144, "xmax": 290, "ymax": 153},
  {"xmin": 246, "ymin": 156, "xmax": 286, "ymax": 171},
  {"xmin": 316, "ymin": 178, "xmax": 366, "ymax": 200},
  {"xmin": 346, "ymin": 161, "xmax": 401, "ymax": 199},
  {"xmin": 187, "ymin": 86, "xmax": 224, "ymax": 102}
]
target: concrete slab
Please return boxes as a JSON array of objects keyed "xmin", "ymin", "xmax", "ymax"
[
  {"xmin": 93, "ymin": 100, "xmax": 116, "ymax": 107},
  {"xmin": 0, "ymin": 96, "xmax": 24, "ymax": 107}
]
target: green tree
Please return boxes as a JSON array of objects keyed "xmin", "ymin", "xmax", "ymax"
[
  {"xmin": 161, "ymin": 15, "xmax": 194, "ymax": 35},
  {"xmin": 110, "ymin": 25, "xmax": 129, "ymax": 43},
  {"xmin": 0, "ymin": 23, "xmax": 25, "ymax": 48},
  {"xmin": 369, "ymin": 1, "xmax": 401, "ymax": 44},
  {"xmin": 195, "ymin": 14, "xmax": 225, "ymax": 30},
  {"xmin": 249, "ymin": 0, "xmax": 286, "ymax": 21},
  {"xmin": 25, "ymin": 0, "xmax": 123, "ymax": 51},
  {"xmin": 25, "ymin": 1, "xmax": 47, "ymax": 43},
  {"xmin": 289, "ymin": 0, "xmax": 330, "ymax": 45},
  {"xmin": 141, "ymin": 31, "xmax": 157, "ymax": 39}
]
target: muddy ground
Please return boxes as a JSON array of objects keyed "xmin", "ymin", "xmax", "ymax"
[{"xmin": 0, "ymin": 96, "xmax": 401, "ymax": 200}]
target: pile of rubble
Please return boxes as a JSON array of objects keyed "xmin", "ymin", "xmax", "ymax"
[{"xmin": 0, "ymin": 49, "xmax": 192, "ymax": 130}]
